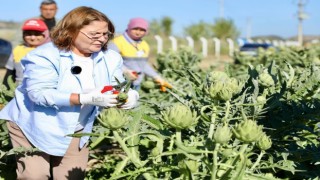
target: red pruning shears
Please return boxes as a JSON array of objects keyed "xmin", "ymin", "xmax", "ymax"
[{"xmin": 100, "ymin": 79, "xmax": 128, "ymax": 94}]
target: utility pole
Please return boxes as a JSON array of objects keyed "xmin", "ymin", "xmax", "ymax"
[
  {"xmin": 297, "ymin": 0, "xmax": 308, "ymax": 46},
  {"xmin": 219, "ymin": 0, "xmax": 224, "ymax": 18},
  {"xmin": 246, "ymin": 17, "xmax": 251, "ymax": 41}
]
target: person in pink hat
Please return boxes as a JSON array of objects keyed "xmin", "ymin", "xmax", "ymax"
[
  {"xmin": 109, "ymin": 17, "xmax": 172, "ymax": 91},
  {"xmin": 3, "ymin": 18, "xmax": 50, "ymax": 88}
]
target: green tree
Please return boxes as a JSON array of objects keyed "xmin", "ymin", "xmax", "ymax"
[
  {"xmin": 212, "ymin": 18, "xmax": 240, "ymax": 40},
  {"xmin": 148, "ymin": 17, "xmax": 174, "ymax": 37},
  {"xmin": 183, "ymin": 21, "xmax": 214, "ymax": 40},
  {"xmin": 149, "ymin": 19, "xmax": 162, "ymax": 35},
  {"xmin": 161, "ymin": 16, "xmax": 173, "ymax": 36}
]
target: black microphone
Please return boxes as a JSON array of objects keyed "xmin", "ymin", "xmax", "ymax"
[{"xmin": 71, "ymin": 66, "xmax": 82, "ymax": 75}]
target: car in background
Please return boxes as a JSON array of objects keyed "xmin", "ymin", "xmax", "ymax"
[
  {"xmin": 0, "ymin": 38, "xmax": 12, "ymax": 68},
  {"xmin": 239, "ymin": 43, "xmax": 273, "ymax": 56}
]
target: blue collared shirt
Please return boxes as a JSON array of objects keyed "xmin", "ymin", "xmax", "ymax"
[{"xmin": 0, "ymin": 42, "xmax": 125, "ymax": 156}]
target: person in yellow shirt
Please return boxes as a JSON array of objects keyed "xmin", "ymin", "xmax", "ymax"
[
  {"xmin": 3, "ymin": 19, "xmax": 50, "ymax": 88},
  {"xmin": 109, "ymin": 17, "xmax": 172, "ymax": 91}
]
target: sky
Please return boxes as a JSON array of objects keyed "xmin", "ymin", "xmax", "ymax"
[{"xmin": 0, "ymin": 0, "xmax": 319, "ymax": 39}]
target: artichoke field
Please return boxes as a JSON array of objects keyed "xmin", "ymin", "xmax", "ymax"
[{"xmin": 1, "ymin": 46, "xmax": 320, "ymax": 179}]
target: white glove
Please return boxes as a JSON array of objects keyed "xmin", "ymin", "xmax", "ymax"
[
  {"xmin": 79, "ymin": 88, "xmax": 118, "ymax": 107},
  {"xmin": 118, "ymin": 89, "xmax": 139, "ymax": 109}
]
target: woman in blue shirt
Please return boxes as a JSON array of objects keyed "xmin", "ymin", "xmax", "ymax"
[{"xmin": 0, "ymin": 6, "xmax": 139, "ymax": 179}]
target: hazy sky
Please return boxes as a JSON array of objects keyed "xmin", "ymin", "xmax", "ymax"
[{"xmin": 0, "ymin": 0, "xmax": 319, "ymax": 38}]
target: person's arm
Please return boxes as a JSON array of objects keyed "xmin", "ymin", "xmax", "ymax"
[
  {"xmin": 70, "ymin": 93, "xmax": 80, "ymax": 106},
  {"xmin": 3, "ymin": 53, "xmax": 16, "ymax": 89}
]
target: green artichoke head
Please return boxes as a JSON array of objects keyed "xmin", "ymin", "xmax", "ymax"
[
  {"xmin": 217, "ymin": 88, "xmax": 233, "ymax": 101},
  {"xmin": 97, "ymin": 108, "xmax": 130, "ymax": 130},
  {"xmin": 258, "ymin": 71, "xmax": 274, "ymax": 87},
  {"xmin": 208, "ymin": 81, "xmax": 224, "ymax": 99},
  {"xmin": 232, "ymin": 120, "xmax": 264, "ymax": 143},
  {"xmin": 161, "ymin": 104, "xmax": 198, "ymax": 130},
  {"xmin": 207, "ymin": 71, "xmax": 229, "ymax": 84},
  {"xmin": 257, "ymin": 133, "xmax": 272, "ymax": 150},
  {"xmin": 141, "ymin": 80, "xmax": 156, "ymax": 90},
  {"xmin": 213, "ymin": 125, "xmax": 232, "ymax": 144}
]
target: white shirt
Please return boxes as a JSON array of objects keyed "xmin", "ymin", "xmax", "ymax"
[{"xmin": 72, "ymin": 53, "xmax": 95, "ymax": 131}]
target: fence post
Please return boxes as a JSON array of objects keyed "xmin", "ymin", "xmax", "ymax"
[
  {"xmin": 213, "ymin": 37, "xmax": 221, "ymax": 58},
  {"xmin": 256, "ymin": 39, "xmax": 263, "ymax": 44},
  {"xmin": 169, "ymin": 36, "xmax": 177, "ymax": 51},
  {"xmin": 154, "ymin": 35, "xmax": 163, "ymax": 54},
  {"xmin": 226, "ymin": 38, "xmax": 234, "ymax": 57},
  {"xmin": 265, "ymin": 39, "xmax": 271, "ymax": 44},
  {"xmin": 272, "ymin": 40, "xmax": 279, "ymax": 46},
  {"xmin": 200, "ymin": 37, "xmax": 208, "ymax": 57},
  {"xmin": 186, "ymin": 36, "xmax": 194, "ymax": 49}
]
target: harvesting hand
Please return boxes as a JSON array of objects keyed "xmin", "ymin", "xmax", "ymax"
[
  {"xmin": 118, "ymin": 89, "xmax": 139, "ymax": 109},
  {"xmin": 154, "ymin": 78, "xmax": 172, "ymax": 92},
  {"xmin": 124, "ymin": 69, "xmax": 139, "ymax": 81},
  {"xmin": 79, "ymin": 87, "xmax": 118, "ymax": 107}
]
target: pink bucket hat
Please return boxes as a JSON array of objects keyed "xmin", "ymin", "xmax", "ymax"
[{"xmin": 127, "ymin": 17, "xmax": 149, "ymax": 31}]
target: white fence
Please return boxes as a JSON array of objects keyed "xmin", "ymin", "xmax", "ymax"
[{"xmin": 153, "ymin": 35, "xmax": 316, "ymax": 57}]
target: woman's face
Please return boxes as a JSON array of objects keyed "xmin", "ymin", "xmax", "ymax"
[
  {"xmin": 73, "ymin": 20, "xmax": 110, "ymax": 57},
  {"xmin": 23, "ymin": 30, "xmax": 46, "ymax": 47},
  {"xmin": 128, "ymin": 27, "xmax": 147, "ymax": 40}
]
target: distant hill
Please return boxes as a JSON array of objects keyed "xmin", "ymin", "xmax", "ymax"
[
  {"xmin": 0, "ymin": 20, "xmax": 21, "ymax": 29},
  {"xmin": 252, "ymin": 35, "xmax": 285, "ymax": 41},
  {"xmin": 0, "ymin": 20, "xmax": 23, "ymax": 46}
]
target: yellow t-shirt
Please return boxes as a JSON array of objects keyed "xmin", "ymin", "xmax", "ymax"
[
  {"xmin": 112, "ymin": 35, "xmax": 149, "ymax": 59},
  {"xmin": 13, "ymin": 45, "xmax": 35, "ymax": 63}
]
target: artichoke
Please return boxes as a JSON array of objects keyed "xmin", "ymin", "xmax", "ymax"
[
  {"xmin": 97, "ymin": 108, "xmax": 130, "ymax": 130},
  {"xmin": 208, "ymin": 81, "xmax": 224, "ymax": 98},
  {"xmin": 141, "ymin": 80, "xmax": 156, "ymax": 90},
  {"xmin": 226, "ymin": 77, "xmax": 241, "ymax": 93},
  {"xmin": 117, "ymin": 92, "xmax": 128, "ymax": 103},
  {"xmin": 257, "ymin": 133, "xmax": 272, "ymax": 150},
  {"xmin": 213, "ymin": 125, "xmax": 232, "ymax": 144},
  {"xmin": 161, "ymin": 104, "xmax": 198, "ymax": 130},
  {"xmin": 217, "ymin": 88, "xmax": 233, "ymax": 101},
  {"xmin": 233, "ymin": 120, "xmax": 264, "ymax": 143},
  {"xmin": 258, "ymin": 71, "xmax": 274, "ymax": 87},
  {"xmin": 207, "ymin": 71, "xmax": 229, "ymax": 83},
  {"xmin": 256, "ymin": 95, "xmax": 267, "ymax": 104}
]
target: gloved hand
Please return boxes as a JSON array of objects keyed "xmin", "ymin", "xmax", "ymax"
[
  {"xmin": 154, "ymin": 78, "xmax": 172, "ymax": 92},
  {"xmin": 79, "ymin": 88, "xmax": 118, "ymax": 107},
  {"xmin": 124, "ymin": 69, "xmax": 139, "ymax": 81},
  {"xmin": 118, "ymin": 89, "xmax": 139, "ymax": 109}
]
